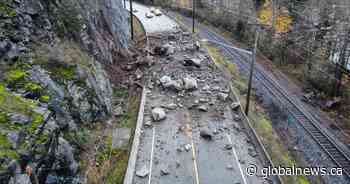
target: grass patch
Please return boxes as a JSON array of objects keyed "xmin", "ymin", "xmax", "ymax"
[
  {"xmin": 113, "ymin": 87, "xmax": 128, "ymax": 98},
  {"xmin": 84, "ymin": 88, "xmax": 141, "ymax": 184},
  {"xmin": 5, "ymin": 70, "xmax": 27, "ymax": 88},
  {"xmin": 0, "ymin": 84, "xmax": 37, "ymax": 116},
  {"xmin": 119, "ymin": 94, "xmax": 140, "ymax": 129}
]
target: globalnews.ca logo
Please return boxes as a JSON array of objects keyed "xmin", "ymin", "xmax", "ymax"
[{"xmin": 246, "ymin": 164, "xmax": 343, "ymax": 178}]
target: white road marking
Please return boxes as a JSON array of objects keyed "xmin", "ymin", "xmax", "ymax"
[
  {"xmin": 190, "ymin": 134, "xmax": 200, "ymax": 184},
  {"xmin": 148, "ymin": 127, "xmax": 156, "ymax": 184},
  {"xmin": 225, "ymin": 133, "xmax": 248, "ymax": 184}
]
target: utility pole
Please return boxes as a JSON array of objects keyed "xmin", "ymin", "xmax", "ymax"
[
  {"xmin": 245, "ymin": 29, "xmax": 260, "ymax": 115},
  {"xmin": 192, "ymin": 0, "xmax": 195, "ymax": 33},
  {"xmin": 130, "ymin": 0, "xmax": 134, "ymax": 40},
  {"xmin": 124, "ymin": 0, "xmax": 126, "ymax": 8}
]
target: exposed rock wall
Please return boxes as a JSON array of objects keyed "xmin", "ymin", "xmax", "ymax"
[{"xmin": 0, "ymin": 0, "xmax": 130, "ymax": 183}]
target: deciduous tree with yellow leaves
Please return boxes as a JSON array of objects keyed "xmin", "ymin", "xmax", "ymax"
[{"xmin": 258, "ymin": 0, "xmax": 293, "ymax": 34}]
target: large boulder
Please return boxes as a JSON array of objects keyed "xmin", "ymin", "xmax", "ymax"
[{"xmin": 152, "ymin": 108, "xmax": 166, "ymax": 121}]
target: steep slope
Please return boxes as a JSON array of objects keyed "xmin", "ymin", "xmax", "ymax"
[{"xmin": 0, "ymin": 0, "xmax": 130, "ymax": 183}]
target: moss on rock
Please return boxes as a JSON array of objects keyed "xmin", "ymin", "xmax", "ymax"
[
  {"xmin": 39, "ymin": 95, "xmax": 50, "ymax": 103},
  {"xmin": 5, "ymin": 70, "xmax": 27, "ymax": 88},
  {"xmin": 0, "ymin": 2, "xmax": 17, "ymax": 18},
  {"xmin": 24, "ymin": 82, "xmax": 43, "ymax": 95}
]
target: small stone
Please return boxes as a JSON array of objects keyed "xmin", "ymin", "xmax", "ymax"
[
  {"xmin": 135, "ymin": 68, "xmax": 143, "ymax": 79},
  {"xmin": 144, "ymin": 121, "xmax": 152, "ymax": 127},
  {"xmin": 164, "ymin": 103, "xmax": 177, "ymax": 110},
  {"xmin": 160, "ymin": 165, "xmax": 170, "ymax": 176},
  {"xmin": 224, "ymin": 144, "xmax": 233, "ymax": 150},
  {"xmin": 239, "ymin": 160, "xmax": 245, "ymax": 164},
  {"xmin": 194, "ymin": 41, "xmax": 201, "ymax": 50},
  {"xmin": 248, "ymin": 148, "xmax": 258, "ymax": 157},
  {"xmin": 197, "ymin": 105, "xmax": 208, "ymax": 112},
  {"xmin": 176, "ymin": 161, "xmax": 181, "ymax": 168},
  {"xmin": 184, "ymin": 144, "xmax": 191, "ymax": 152},
  {"xmin": 226, "ymin": 164, "xmax": 234, "ymax": 170},
  {"xmin": 136, "ymin": 165, "xmax": 149, "ymax": 177},
  {"xmin": 160, "ymin": 76, "xmax": 172, "ymax": 87},
  {"xmin": 183, "ymin": 76, "xmax": 198, "ymax": 90},
  {"xmin": 202, "ymin": 85, "xmax": 210, "ymax": 91},
  {"xmin": 200, "ymin": 127, "xmax": 213, "ymax": 140},
  {"xmin": 113, "ymin": 106, "xmax": 124, "ymax": 117},
  {"xmin": 183, "ymin": 58, "xmax": 202, "ymax": 68},
  {"xmin": 218, "ymin": 92, "xmax": 229, "ymax": 101},
  {"xmin": 199, "ymin": 98, "xmax": 208, "ymax": 103},
  {"xmin": 152, "ymin": 108, "xmax": 166, "ymax": 121},
  {"xmin": 231, "ymin": 102, "xmax": 241, "ymax": 111},
  {"xmin": 234, "ymin": 114, "xmax": 241, "ymax": 121},
  {"xmin": 212, "ymin": 86, "xmax": 220, "ymax": 91},
  {"xmin": 177, "ymin": 147, "xmax": 184, "ymax": 152}
]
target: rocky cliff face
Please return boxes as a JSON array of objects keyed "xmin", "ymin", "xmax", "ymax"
[{"xmin": 0, "ymin": 0, "xmax": 129, "ymax": 183}]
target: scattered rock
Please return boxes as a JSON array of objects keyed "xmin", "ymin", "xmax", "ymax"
[
  {"xmin": 160, "ymin": 76, "xmax": 183, "ymax": 91},
  {"xmin": 177, "ymin": 147, "xmax": 184, "ymax": 152},
  {"xmin": 233, "ymin": 114, "xmax": 241, "ymax": 121},
  {"xmin": 176, "ymin": 161, "xmax": 181, "ymax": 168},
  {"xmin": 224, "ymin": 144, "xmax": 233, "ymax": 150},
  {"xmin": 226, "ymin": 164, "xmax": 234, "ymax": 170},
  {"xmin": 136, "ymin": 165, "xmax": 149, "ymax": 178},
  {"xmin": 183, "ymin": 76, "xmax": 198, "ymax": 90},
  {"xmin": 163, "ymin": 103, "xmax": 177, "ymax": 110},
  {"xmin": 183, "ymin": 32, "xmax": 190, "ymax": 37},
  {"xmin": 200, "ymin": 127, "xmax": 213, "ymax": 140},
  {"xmin": 113, "ymin": 106, "xmax": 124, "ymax": 117},
  {"xmin": 194, "ymin": 41, "xmax": 201, "ymax": 50},
  {"xmin": 153, "ymin": 45, "xmax": 168, "ymax": 56},
  {"xmin": 168, "ymin": 34, "xmax": 176, "ymax": 40},
  {"xmin": 197, "ymin": 105, "xmax": 208, "ymax": 112},
  {"xmin": 160, "ymin": 165, "xmax": 170, "ymax": 176},
  {"xmin": 163, "ymin": 43, "xmax": 175, "ymax": 55},
  {"xmin": 135, "ymin": 68, "xmax": 143, "ymax": 79},
  {"xmin": 152, "ymin": 107, "xmax": 166, "ymax": 121},
  {"xmin": 231, "ymin": 102, "xmax": 240, "ymax": 111},
  {"xmin": 0, "ymin": 41, "xmax": 11, "ymax": 58},
  {"xmin": 183, "ymin": 58, "xmax": 201, "ymax": 68},
  {"xmin": 218, "ymin": 92, "xmax": 228, "ymax": 101},
  {"xmin": 202, "ymin": 85, "xmax": 210, "ymax": 91},
  {"xmin": 145, "ymin": 121, "xmax": 152, "ymax": 127},
  {"xmin": 239, "ymin": 159, "xmax": 245, "ymax": 164},
  {"xmin": 160, "ymin": 76, "xmax": 172, "ymax": 87},
  {"xmin": 184, "ymin": 144, "xmax": 191, "ymax": 152},
  {"xmin": 199, "ymin": 98, "xmax": 209, "ymax": 103},
  {"xmin": 248, "ymin": 148, "xmax": 258, "ymax": 157},
  {"xmin": 212, "ymin": 86, "xmax": 220, "ymax": 91}
]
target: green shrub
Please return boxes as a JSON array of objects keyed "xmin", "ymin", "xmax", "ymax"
[
  {"xmin": 24, "ymin": 83, "xmax": 43, "ymax": 95},
  {"xmin": 39, "ymin": 95, "xmax": 50, "ymax": 103},
  {"xmin": 5, "ymin": 70, "xmax": 27, "ymax": 88}
]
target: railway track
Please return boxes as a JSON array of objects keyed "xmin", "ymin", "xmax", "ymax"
[{"xmin": 199, "ymin": 26, "xmax": 350, "ymax": 178}]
